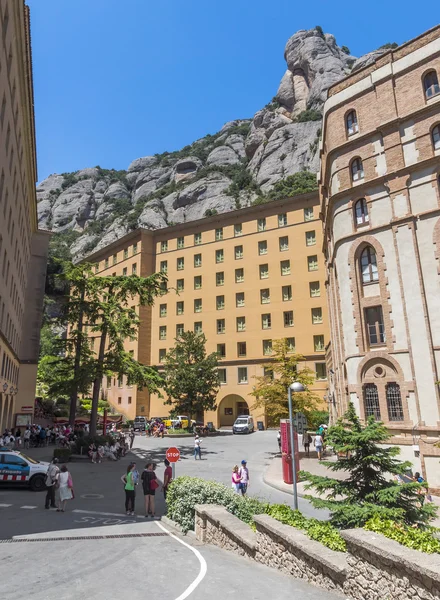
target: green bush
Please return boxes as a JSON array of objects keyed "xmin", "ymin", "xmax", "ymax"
[
  {"xmin": 365, "ymin": 515, "xmax": 440, "ymax": 554},
  {"xmin": 341, "ymin": 45, "xmax": 350, "ymax": 55},
  {"xmin": 267, "ymin": 171, "xmax": 318, "ymax": 201},
  {"xmin": 72, "ymin": 434, "xmax": 113, "ymax": 454},
  {"xmin": 265, "ymin": 504, "xmax": 346, "ymax": 552},
  {"xmin": 166, "ymin": 476, "xmax": 267, "ymax": 533},
  {"xmin": 53, "ymin": 448, "xmax": 72, "ymax": 462},
  {"xmin": 295, "ymin": 109, "xmax": 322, "ymax": 123}
]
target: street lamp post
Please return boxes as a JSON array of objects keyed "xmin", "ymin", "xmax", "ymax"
[{"xmin": 288, "ymin": 381, "xmax": 305, "ymax": 510}]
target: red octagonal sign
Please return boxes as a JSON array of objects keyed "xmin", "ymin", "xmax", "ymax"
[{"xmin": 166, "ymin": 447, "xmax": 180, "ymax": 463}]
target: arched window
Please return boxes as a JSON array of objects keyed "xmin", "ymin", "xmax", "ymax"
[
  {"xmin": 351, "ymin": 157, "xmax": 364, "ymax": 182},
  {"xmin": 386, "ymin": 383, "xmax": 404, "ymax": 421},
  {"xmin": 432, "ymin": 125, "xmax": 440, "ymax": 151},
  {"xmin": 360, "ymin": 246, "xmax": 378, "ymax": 283},
  {"xmin": 423, "ymin": 71, "xmax": 440, "ymax": 99},
  {"xmin": 354, "ymin": 198, "xmax": 369, "ymax": 226},
  {"xmin": 346, "ymin": 110, "xmax": 359, "ymax": 135},
  {"xmin": 364, "ymin": 384, "xmax": 381, "ymax": 420}
]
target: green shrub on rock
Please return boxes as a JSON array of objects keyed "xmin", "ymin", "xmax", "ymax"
[{"xmin": 365, "ymin": 515, "xmax": 440, "ymax": 554}]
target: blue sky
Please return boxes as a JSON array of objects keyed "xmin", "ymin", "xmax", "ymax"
[{"xmin": 27, "ymin": 0, "xmax": 439, "ymax": 182}]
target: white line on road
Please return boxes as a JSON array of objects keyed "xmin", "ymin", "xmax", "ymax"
[
  {"xmin": 20, "ymin": 506, "xmax": 37, "ymax": 509},
  {"xmin": 0, "ymin": 503, "xmax": 13, "ymax": 508},
  {"xmin": 72, "ymin": 509, "xmax": 144, "ymax": 519},
  {"xmin": 155, "ymin": 521, "xmax": 207, "ymax": 600}
]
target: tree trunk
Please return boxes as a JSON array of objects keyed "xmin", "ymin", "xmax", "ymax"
[
  {"xmin": 68, "ymin": 288, "xmax": 85, "ymax": 426},
  {"xmin": 90, "ymin": 324, "xmax": 107, "ymax": 436}
]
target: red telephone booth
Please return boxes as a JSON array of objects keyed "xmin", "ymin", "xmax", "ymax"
[{"xmin": 280, "ymin": 419, "xmax": 300, "ymax": 485}]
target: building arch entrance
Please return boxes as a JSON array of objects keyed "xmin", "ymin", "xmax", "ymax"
[{"xmin": 218, "ymin": 394, "xmax": 249, "ymax": 427}]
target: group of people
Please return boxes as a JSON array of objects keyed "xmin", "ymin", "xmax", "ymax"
[
  {"xmin": 1, "ymin": 424, "xmax": 90, "ymax": 450},
  {"xmin": 89, "ymin": 437, "xmax": 128, "ymax": 463},
  {"xmin": 44, "ymin": 458, "xmax": 75, "ymax": 512},
  {"xmin": 121, "ymin": 459, "xmax": 173, "ymax": 517},
  {"xmin": 231, "ymin": 460, "xmax": 249, "ymax": 495},
  {"xmin": 276, "ymin": 425, "xmax": 328, "ymax": 460}
]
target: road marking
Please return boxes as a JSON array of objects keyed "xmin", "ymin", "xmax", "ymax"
[
  {"xmin": 20, "ymin": 505, "xmax": 37, "ymax": 509},
  {"xmin": 72, "ymin": 509, "xmax": 144, "ymax": 519},
  {"xmin": 80, "ymin": 494, "xmax": 104, "ymax": 499},
  {"xmin": 0, "ymin": 503, "xmax": 12, "ymax": 508},
  {"xmin": 156, "ymin": 521, "xmax": 207, "ymax": 600}
]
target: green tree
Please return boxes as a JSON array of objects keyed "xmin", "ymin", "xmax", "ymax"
[
  {"xmin": 267, "ymin": 171, "xmax": 318, "ymax": 201},
  {"xmin": 250, "ymin": 338, "xmax": 320, "ymax": 426},
  {"xmin": 300, "ymin": 403, "xmax": 437, "ymax": 528},
  {"xmin": 163, "ymin": 331, "xmax": 220, "ymax": 421}
]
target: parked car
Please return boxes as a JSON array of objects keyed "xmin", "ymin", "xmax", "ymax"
[
  {"xmin": 163, "ymin": 415, "xmax": 190, "ymax": 429},
  {"xmin": 0, "ymin": 450, "xmax": 50, "ymax": 491},
  {"xmin": 232, "ymin": 415, "xmax": 255, "ymax": 434},
  {"xmin": 133, "ymin": 416, "xmax": 146, "ymax": 431}
]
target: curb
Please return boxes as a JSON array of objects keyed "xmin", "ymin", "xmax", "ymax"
[{"xmin": 161, "ymin": 515, "xmax": 196, "ymax": 538}]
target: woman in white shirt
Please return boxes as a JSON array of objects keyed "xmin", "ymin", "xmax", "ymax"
[{"xmin": 57, "ymin": 465, "xmax": 74, "ymax": 512}]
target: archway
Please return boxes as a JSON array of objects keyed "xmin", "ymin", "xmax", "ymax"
[{"xmin": 218, "ymin": 394, "xmax": 249, "ymax": 427}]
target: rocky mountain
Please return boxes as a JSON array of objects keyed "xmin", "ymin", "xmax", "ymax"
[{"xmin": 37, "ymin": 28, "xmax": 389, "ymax": 259}]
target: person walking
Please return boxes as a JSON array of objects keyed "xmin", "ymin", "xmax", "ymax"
[
  {"xmin": 44, "ymin": 458, "xmax": 60, "ymax": 509},
  {"xmin": 314, "ymin": 431, "xmax": 324, "ymax": 460},
  {"xmin": 231, "ymin": 465, "xmax": 241, "ymax": 494},
  {"xmin": 121, "ymin": 463, "xmax": 136, "ymax": 516},
  {"xmin": 57, "ymin": 465, "xmax": 74, "ymax": 512},
  {"xmin": 194, "ymin": 435, "xmax": 202, "ymax": 460},
  {"xmin": 162, "ymin": 459, "xmax": 172, "ymax": 500},
  {"xmin": 238, "ymin": 460, "xmax": 249, "ymax": 495},
  {"xmin": 129, "ymin": 429, "xmax": 135, "ymax": 449},
  {"xmin": 303, "ymin": 432, "xmax": 312, "ymax": 457},
  {"xmin": 141, "ymin": 462, "xmax": 158, "ymax": 518}
]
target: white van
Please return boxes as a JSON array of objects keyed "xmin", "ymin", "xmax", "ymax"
[{"xmin": 232, "ymin": 415, "xmax": 254, "ymax": 434}]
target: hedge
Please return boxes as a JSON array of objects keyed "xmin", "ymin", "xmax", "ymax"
[{"xmin": 53, "ymin": 448, "xmax": 72, "ymax": 461}]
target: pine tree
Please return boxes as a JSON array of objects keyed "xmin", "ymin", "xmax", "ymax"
[{"xmin": 300, "ymin": 403, "xmax": 437, "ymax": 528}]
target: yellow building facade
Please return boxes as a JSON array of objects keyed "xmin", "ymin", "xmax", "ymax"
[{"xmin": 86, "ymin": 192, "xmax": 329, "ymax": 427}]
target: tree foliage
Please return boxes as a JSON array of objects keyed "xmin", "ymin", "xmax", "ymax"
[
  {"xmin": 300, "ymin": 403, "xmax": 437, "ymax": 528},
  {"xmin": 250, "ymin": 338, "xmax": 321, "ymax": 426},
  {"xmin": 163, "ymin": 331, "xmax": 220, "ymax": 420},
  {"xmin": 267, "ymin": 171, "xmax": 318, "ymax": 201}
]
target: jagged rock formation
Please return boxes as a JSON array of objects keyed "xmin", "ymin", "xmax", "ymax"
[{"xmin": 37, "ymin": 28, "xmax": 389, "ymax": 259}]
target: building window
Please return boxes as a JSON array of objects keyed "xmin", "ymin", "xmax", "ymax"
[
  {"xmin": 216, "ymin": 249, "xmax": 224, "ymax": 263},
  {"xmin": 217, "ymin": 343, "xmax": 226, "ymax": 358},
  {"xmin": 216, "ymin": 295, "xmax": 225, "ymax": 310},
  {"xmin": 314, "ymin": 335, "xmax": 325, "ymax": 352},
  {"xmin": 113, "ymin": 253, "xmax": 117, "ymax": 265},
  {"xmin": 287, "ymin": 337, "xmax": 295, "ymax": 353},
  {"xmin": 309, "ymin": 281, "xmax": 320, "ymax": 297},
  {"xmin": 360, "ymin": 246, "xmax": 378, "ymax": 284},
  {"xmin": 304, "ymin": 207, "xmax": 314, "ymax": 221},
  {"xmin": 312, "ymin": 307, "xmax": 323, "ymax": 324},
  {"xmin": 351, "ymin": 157, "xmax": 364, "ymax": 182},
  {"xmin": 305, "ymin": 231, "xmax": 316, "ymax": 246},
  {"xmin": 234, "ymin": 223, "xmax": 242, "ymax": 236},
  {"xmin": 160, "ymin": 260, "xmax": 168, "ymax": 273},
  {"xmin": 234, "ymin": 245, "xmax": 243, "ymax": 260},
  {"xmin": 315, "ymin": 363, "xmax": 327, "ymax": 380},
  {"xmin": 365, "ymin": 306, "xmax": 385, "ymax": 345},
  {"xmin": 237, "ymin": 341, "xmax": 247, "ymax": 357},
  {"xmin": 132, "ymin": 263, "xmax": 137, "ymax": 275},
  {"xmin": 282, "ymin": 285, "xmax": 292, "ymax": 301},
  {"xmin": 279, "ymin": 236, "xmax": 289, "ymax": 251},
  {"xmin": 159, "ymin": 349, "xmax": 166, "ymax": 363},
  {"xmin": 354, "ymin": 198, "xmax": 369, "ymax": 226},
  {"xmin": 235, "ymin": 268, "xmax": 244, "ymax": 283},
  {"xmin": 177, "ymin": 257, "xmax": 184, "ymax": 271},
  {"xmin": 386, "ymin": 383, "xmax": 404, "ymax": 421},
  {"xmin": 124, "ymin": 249, "xmax": 129, "ymax": 259},
  {"xmin": 236, "ymin": 292, "xmax": 245, "ymax": 307},
  {"xmin": 260, "ymin": 288, "xmax": 270, "ymax": 304},
  {"xmin": 263, "ymin": 366, "xmax": 274, "ymax": 380},
  {"xmin": 215, "ymin": 227, "xmax": 223, "ymax": 241},
  {"xmin": 217, "ymin": 319, "xmax": 225, "ymax": 334},
  {"xmin": 423, "ymin": 70, "xmax": 440, "ymax": 99},
  {"xmin": 236, "ymin": 316, "xmax": 246, "ymax": 332},
  {"xmin": 238, "ymin": 367, "xmax": 248, "ymax": 384},
  {"xmin": 364, "ymin": 384, "xmax": 381, "ymax": 420},
  {"xmin": 176, "ymin": 324, "xmax": 184, "ymax": 337},
  {"xmin": 122, "ymin": 267, "xmax": 128, "ymax": 276},
  {"xmin": 194, "ymin": 232, "xmax": 202, "ymax": 245},
  {"xmin": 263, "ymin": 339, "xmax": 273, "ymax": 355},
  {"xmin": 177, "ymin": 236, "xmax": 184, "ymax": 249},
  {"xmin": 161, "ymin": 241, "xmax": 168, "ymax": 252},
  {"xmin": 216, "ymin": 271, "xmax": 224, "ymax": 286},
  {"xmin": 284, "ymin": 310, "xmax": 294, "ymax": 327},
  {"xmin": 194, "ymin": 321, "xmax": 203, "ymax": 334},
  {"xmin": 118, "ymin": 376, "xmax": 123, "ymax": 388},
  {"xmin": 261, "ymin": 313, "xmax": 271, "ymax": 329},
  {"xmin": 432, "ymin": 124, "xmax": 440, "ymax": 150},
  {"xmin": 259, "ymin": 264, "xmax": 269, "ymax": 279},
  {"xmin": 133, "ymin": 244, "xmax": 138, "ymax": 255},
  {"xmin": 280, "ymin": 260, "xmax": 290, "ymax": 276},
  {"xmin": 128, "ymin": 396, "xmax": 132, "ymax": 404},
  {"xmin": 346, "ymin": 110, "xmax": 359, "ymax": 135},
  {"xmin": 194, "ymin": 275, "xmax": 202, "ymax": 289},
  {"xmin": 258, "ymin": 218, "xmax": 266, "ymax": 232},
  {"xmin": 258, "ymin": 240, "xmax": 268, "ymax": 255},
  {"xmin": 278, "ymin": 213, "xmax": 287, "ymax": 227},
  {"xmin": 176, "ymin": 301, "xmax": 184, "ymax": 315},
  {"xmin": 177, "ymin": 278, "xmax": 184, "ymax": 292},
  {"xmin": 218, "ymin": 368, "xmax": 227, "ymax": 384},
  {"xmin": 194, "ymin": 254, "xmax": 202, "ymax": 268},
  {"xmin": 159, "ymin": 325, "xmax": 167, "ymax": 340},
  {"xmin": 118, "ymin": 397, "xmax": 122, "ymax": 405},
  {"xmin": 308, "ymin": 255, "xmax": 318, "ymax": 271},
  {"xmin": 160, "ymin": 304, "xmax": 167, "ymax": 317},
  {"xmin": 104, "ymin": 258, "xmax": 109, "ymax": 268},
  {"xmin": 194, "ymin": 298, "xmax": 202, "ymax": 313}
]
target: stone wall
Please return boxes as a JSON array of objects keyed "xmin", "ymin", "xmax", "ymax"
[{"xmin": 194, "ymin": 505, "xmax": 440, "ymax": 600}]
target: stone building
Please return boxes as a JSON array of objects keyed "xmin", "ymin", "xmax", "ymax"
[
  {"xmin": 0, "ymin": 1, "xmax": 50, "ymax": 431},
  {"xmin": 84, "ymin": 193, "xmax": 329, "ymax": 427},
  {"xmin": 320, "ymin": 25, "xmax": 440, "ymax": 488}
]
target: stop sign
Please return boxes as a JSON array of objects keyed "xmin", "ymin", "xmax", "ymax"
[{"xmin": 166, "ymin": 447, "xmax": 180, "ymax": 463}]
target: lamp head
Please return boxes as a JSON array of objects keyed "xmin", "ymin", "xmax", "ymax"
[{"xmin": 289, "ymin": 382, "xmax": 305, "ymax": 393}]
